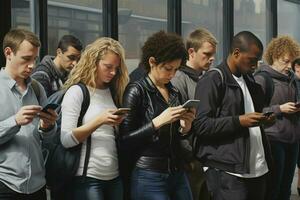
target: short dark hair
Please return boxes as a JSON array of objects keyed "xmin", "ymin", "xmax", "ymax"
[
  {"xmin": 57, "ymin": 35, "xmax": 83, "ymax": 53},
  {"xmin": 230, "ymin": 31, "xmax": 263, "ymax": 56},
  {"xmin": 3, "ymin": 28, "xmax": 40, "ymax": 54},
  {"xmin": 141, "ymin": 30, "xmax": 187, "ymax": 72},
  {"xmin": 292, "ymin": 57, "xmax": 300, "ymax": 71}
]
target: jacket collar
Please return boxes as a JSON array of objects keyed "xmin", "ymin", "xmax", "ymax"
[{"xmin": 179, "ymin": 65, "xmax": 203, "ymax": 82}]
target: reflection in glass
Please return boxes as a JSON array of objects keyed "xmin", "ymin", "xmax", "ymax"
[
  {"xmin": 47, "ymin": 0, "xmax": 103, "ymax": 55},
  {"xmin": 234, "ymin": 0, "xmax": 267, "ymax": 48},
  {"xmin": 118, "ymin": 0, "xmax": 168, "ymax": 73},
  {"xmin": 278, "ymin": 0, "xmax": 300, "ymax": 42},
  {"xmin": 182, "ymin": 0, "xmax": 223, "ymax": 65}
]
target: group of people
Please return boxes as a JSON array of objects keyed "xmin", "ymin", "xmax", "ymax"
[{"xmin": 0, "ymin": 26, "xmax": 300, "ymax": 200}]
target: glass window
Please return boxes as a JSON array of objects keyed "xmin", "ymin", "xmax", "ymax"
[
  {"xmin": 182, "ymin": 0, "xmax": 223, "ymax": 65},
  {"xmin": 234, "ymin": 0, "xmax": 267, "ymax": 48},
  {"xmin": 11, "ymin": 0, "xmax": 35, "ymax": 31},
  {"xmin": 118, "ymin": 0, "xmax": 168, "ymax": 73},
  {"xmin": 278, "ymin": 0, "xmax": 300, "ymax": 42},
  {"xmin": 48, "ymin": 0, "xmax": 103, "ymax": 55}
]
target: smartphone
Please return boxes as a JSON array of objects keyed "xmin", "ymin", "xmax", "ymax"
[
  {"xmin": 113, "ymin": 108, "xmax": 131, "ymax": 115},
  {"xmin": 42, "ymin": 103, "xmax": 60, "ymax": 113},
  {"xmin": 263, "ymin": 111, "xmax": 274, "ymax": 117},
  {"xmin": 295, "ymin": 102, "xmax": 300, "ymax": 108},
  {"xmin": 182, "ymin": 100, "xmax": 200, "ymax": 109}
]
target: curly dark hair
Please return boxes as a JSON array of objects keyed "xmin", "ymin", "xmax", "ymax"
[
  {"xmin": 264, "ymin": 35, "xmax": 300, "ymax": 65},
  {"xmin": 141, "ymin": 31, "xmax": 187, "ymax": 72}
]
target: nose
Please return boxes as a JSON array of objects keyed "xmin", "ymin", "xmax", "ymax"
[
  {"xmin": 72, "ymin": 60, "xmax": 78, "ymax": 66},
  {"xmin": 28, "ymin": 62, "xmax": 35, "ymax": 69}
]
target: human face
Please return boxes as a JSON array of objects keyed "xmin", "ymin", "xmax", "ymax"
[
  {"xmin": 295, "ymin": 64, "xmax": 300, "ymax": 78},
  {"xmin": 149, "ymin": 59, "xmax": 182, "ymax": 85},
  {"xmin": 272, "ymin": 54, "xmax": 292, "ymax": 75},
  {"xmin": 235, "ymin": 44, "xmax": 262, "ymax": 75},
  {"xmin": 4, "ymin": 40, "xmax": 39, "ymax": 81},
  {"xmin": 189, "ymin": 41, "xmax": 216, "ymax": 71},
  {"xmin": 96, "ymin": 52, "xmax": 120, "ymax": 89},
  {"xmin": 58, "ymin": 46, "xmax": 81, "ymax": 72}
]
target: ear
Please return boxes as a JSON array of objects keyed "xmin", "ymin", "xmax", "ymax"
[
  {"xmin": 4, "ymin": 47, "xmax": 13, "ymax": 60},
  {"xmin": 232, "ymin": 48, "xmax": 241, "ymax": 58},
  {"xmin": 188, "ymin": 48, "xmax": 195, "ymax": 58},
  {"xmin": 148, "ymin": 57, "xmax": 156, "ymax": 68},
  {"xmin": 56, "ymin": 48, "xmax": 62, "ymax": 56}
]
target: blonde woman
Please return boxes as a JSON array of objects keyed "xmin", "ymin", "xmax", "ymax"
[{"xmin": 60, "ymin": 37, "xmax": 128, "ymax": 200}]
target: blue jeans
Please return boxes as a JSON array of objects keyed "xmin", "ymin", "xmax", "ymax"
[
  {"xmin": 131, "ymin": 167, "xmax": 192, "ymax": 200},
  {"xmin": 72, "ymin": 176, "xmax": 123, "ymax": 200},
  {"xmin": 270, "ymin": 141, "xmax": 299, "ymax": 200}
]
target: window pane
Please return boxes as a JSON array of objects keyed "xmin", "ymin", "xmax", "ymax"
[
  {"xmin": 11, "ymin": 0, "xmax": 34, "ymax": 31},
  {"xmin": 48, "ymin": 0, "xmax": 103, "ymax": 55},
  {"xmin": 118, "ymin": 0, "xmax": 168, "ymax": 73},
  {"xmin": 278, "ymin": 0, "xmax": 300, "ymax": 42},
  {"xmin": 234, "ymin": 0, "xmax": 267, "ymax": 48},
  {"xmin": 182, "ymin": 0, "xmax": 223, "ymax": 65}
]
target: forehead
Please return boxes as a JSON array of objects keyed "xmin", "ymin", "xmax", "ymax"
[
  {"xmin": 64, "ymin": 46, "xmax": 81, "ymax": 55},
  {"xmin": 198, "ymin": 41, "xmax": 216, "ymax": 51},
  {"xmin": 243, "ymin": 44, "xmax": 261, "ymax": 58},
  {"xmin": 15, "ymin": 40, "xmax": 39, "ymax": 56}
]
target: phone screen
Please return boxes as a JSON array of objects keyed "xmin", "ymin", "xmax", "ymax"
[{"xmin": 42, "ymin": 103, "xmax": 59, "ymax": 113}]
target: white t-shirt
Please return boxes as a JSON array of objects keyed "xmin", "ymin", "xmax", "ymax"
[
  {"xmin": 229, "ymin": 75, "xmax": 268, "ymax": 178},
  {"xmin": 61, "ymin": 85, "xmax": 119, "ymax": 180}
]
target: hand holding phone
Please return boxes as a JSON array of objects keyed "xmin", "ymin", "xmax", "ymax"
[
  {"xmin": 263, "ymin": 111, "xmax": 274, "ymax": 117},
  {"xmin": 113, "ymin": 108, "xmax": 131, "ymax": 116},
  {"xmin": 295, "ymin": 102, "xmax": 300, "ymax": 108},
  {"xmin": 42, "ymin": 103, "xmax": 60, "ymax": 113},
  {"xmin": 182, "ymin": 100, "xmax": 200, "ymax": 109}
]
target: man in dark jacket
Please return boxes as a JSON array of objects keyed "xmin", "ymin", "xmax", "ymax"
[
  {"xmin": 31, "ymin": 35, "xmax": 82, "ymax": 97},
  {"xmin": 193, "ymin": 31, "xmax": 273, "ymax": 200},
  {"xmin": 171, "ymin": 27, "xmax": 217, "ymax": 200}
]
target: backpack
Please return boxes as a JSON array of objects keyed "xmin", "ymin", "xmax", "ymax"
[
  {"xmin": 31, "ymin": 80, "xmax": 91, "ymax": 194},
  {"xmin": 254, "ymin": 69, "xmax": 274, "ymax": 106}
]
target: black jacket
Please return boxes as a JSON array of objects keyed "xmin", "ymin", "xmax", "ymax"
[
  {"xmin": 119, "ymin": 75, "xmax": 189, "ymax": 172},
  {"xmin": 255, "ymin": 65, "xmax": 300, "ymax": 143},
  {"xmin": 193, "ymin": 61, "xmax": 272, "ymax": 174},
  {"xmin": 31, "ymin": 56, "xmax": 68, "ymax": 97}
]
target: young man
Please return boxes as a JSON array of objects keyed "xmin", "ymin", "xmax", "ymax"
[
  {"xmin": 0, "ymin": 29, "xmax": 57, "ymax": 199},
  {"xmin": 193, "ymin": 31, "xmax": 273, "ymax": 200},
  {"xmin": 31, "ymin": 35, "xmax": 82, "ymax": 97},
  {"xmin": 171, "ymin": 27, "xmax": 217, "ymax": 200}
]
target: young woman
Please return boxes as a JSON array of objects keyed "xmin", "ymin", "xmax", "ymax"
[
  {"xmin": 60, "ymin": 37, "xmax": 128, "ymax": 200},
  {"xmin": 119, "ymin": 31, "xmax": 195, "ymax": 200}
]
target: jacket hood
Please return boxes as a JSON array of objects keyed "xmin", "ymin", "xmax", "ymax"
[
  {"xmin": 179, "ymin": 65, "xmax": 203, "ymax": 82},
  {"xmin": 258, "ymin": 64, "xmax": 291, "ymax": 82}
]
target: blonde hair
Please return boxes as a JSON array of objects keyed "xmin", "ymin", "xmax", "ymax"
[
  {"xmin": 64, "ymin": 37, "xmax": 129, "ymax": 106},
  {"xmin": 186, "ymin": 27, "xmax": 217, "ymax": 51},
  {"xmin": 264, "ymin": 35, "xmax": 300, "ymax": 65}
]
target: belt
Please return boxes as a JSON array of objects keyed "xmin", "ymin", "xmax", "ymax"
[{"xmin": 136, "ymin": 156, "xmax": 180, "ymax": 173}]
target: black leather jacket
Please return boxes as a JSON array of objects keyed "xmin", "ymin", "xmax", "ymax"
[{"xmin": 119, "ymin": 76, "xmax": 189, "ymax": 173}]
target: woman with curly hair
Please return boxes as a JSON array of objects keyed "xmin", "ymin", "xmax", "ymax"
[
  {"xmin": 60, "ymin": 37, "xmax": 129, "ymax": 199},
  {"xmin": 119, "ymin": 30, "xmax": 195, "ymax": 200},
  {"xmin": 254, "ymin": 35, "xmax": 300, "ymax": 200}
]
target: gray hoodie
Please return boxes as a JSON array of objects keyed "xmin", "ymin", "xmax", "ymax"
[{"xmin": 255, "ymin": 65, "xmax": 300, "ymax": 143}]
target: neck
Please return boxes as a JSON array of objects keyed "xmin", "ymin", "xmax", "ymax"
[
  {"xmin": 186, "ymin": 60, "xmax": 203, "ymax": 73},
  {"xmin": 148, "ymin": 73, "xmax": 165, "ymax": 88},
  {"xmin": 53, "ymin": 57, "xmax": 64, "ymax": 72},
  {"xmin": 4, "ymin": 67, "xmax": 26, "ymax": 89},
  {"xmin": 227, "ymin": 56, "xmax": 241, "ymax": 77}
]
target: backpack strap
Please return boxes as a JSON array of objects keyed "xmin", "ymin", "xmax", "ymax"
[
  {"xmin": 254, "ymin": 71, "xmax": 274, "ymax": 105},
  {"xmin": 75, "ymin": 82, "xmax": 91, "ymax": 177},
  {"xmin": 31, "ymin": 79, "xmax": 41, "ymax": 104},
  {"xmin": 208, "ymin": 67, "xmax": 224, "ymax": 85}
]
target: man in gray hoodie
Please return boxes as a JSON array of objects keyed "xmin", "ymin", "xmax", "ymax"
[
  {"xmin": 31, "ymin": 35, "xmax": 82, "ymax": 97},
  {"xmin": 171, "ymin": 27, "xmax": 217, "ymax": 200}
]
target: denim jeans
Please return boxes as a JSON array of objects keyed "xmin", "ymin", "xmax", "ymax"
[
  {"xmin": 131, "ymin": 167, "xmax": 193, "ymax": 200},
  {"xmin": 72, "ymin": 176, "xmax": 123, "ymax": 200},
  {"xmin": 270, "ymin": 141, "xmax": 299, "ymax": 200}
]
